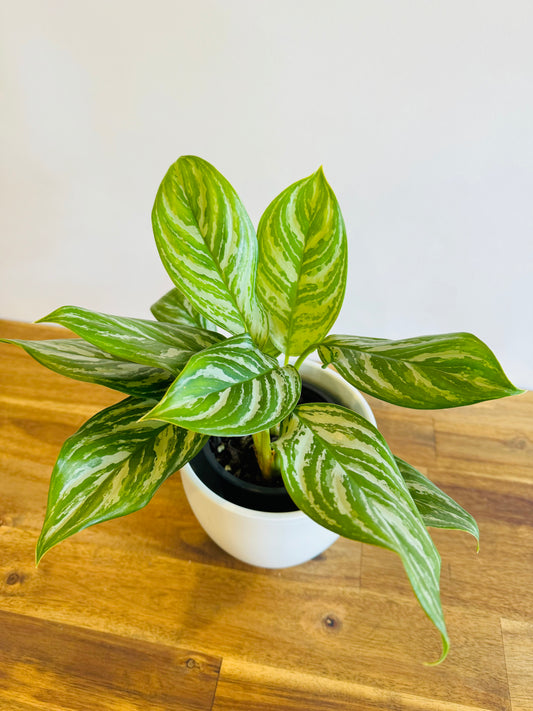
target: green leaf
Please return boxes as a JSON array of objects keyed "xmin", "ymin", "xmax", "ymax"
[
  {"xmin": 152, "ymin": 155, "xmax": 268, "ymax": 346},
  {"xmin": 150, "ymin": 287, "xmax": 215, "ymax": 330},
  {"xmin": 274, "ymin": 403, "xmax": 449, "ymax": 663},
  {"xmin": 395, "ymin": 457, "xmax": 479, "ymax": 544},
  {"xmin": 0, "ymin": 338, "xmax": 173, "ymax": 398},
  {"xmin": 143, "ymin": 333, "xmax": 302, "ymax": 436},
  {"xmin": 318, "ymin": 333, "xmax": 523, "ymax": 409},
  {"xmin": 37, "ymin": 305, "xmax": 223, "ymax": 375},
  {"xmin": 257, "ymin": 167, "xmax": 347, "ymax": 356},
  {"xmin": 37, "ymin": 397, "xmax": 207, "ymax": 562}
]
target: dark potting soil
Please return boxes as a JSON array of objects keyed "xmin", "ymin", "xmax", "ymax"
[
  {"xmin": 207, "ymin": 378, "xmax": 336, "ymax": 487},
  {"xmin": 208, "ymin": 434, "xmax": 278, "ymax": 486}
]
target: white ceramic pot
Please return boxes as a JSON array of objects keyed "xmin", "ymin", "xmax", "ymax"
[{"xmin": 181, "ymin": 361, "xmax": 376, "ymax": 569}]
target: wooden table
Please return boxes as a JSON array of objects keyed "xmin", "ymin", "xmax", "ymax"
[{"xmin": 1, "ymin": 320, "xmax": 532, "ymax": 711}]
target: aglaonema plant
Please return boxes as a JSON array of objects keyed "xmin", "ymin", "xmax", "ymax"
[{"xmin": 2, "ymin": 156, "xmax": 522, "ymax": 664}]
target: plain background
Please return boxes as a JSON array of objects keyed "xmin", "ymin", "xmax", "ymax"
[{"xmin": 1, "ymin": 1, "xmax": 532, "ymax": 388}]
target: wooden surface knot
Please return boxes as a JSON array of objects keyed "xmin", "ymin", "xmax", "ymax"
[
  {"xmin": 323, "ymin": 614, "xmax": 342, "ymax": 632},
  {"xmin": 5, "ymin": 571, "xmax": 24, "ymax": 586}
]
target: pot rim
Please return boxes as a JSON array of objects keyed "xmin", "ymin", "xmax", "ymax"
[
  {"xmin": 182, "ymin": 461, "xmax": 305, "ymax": 521},
  {"xmin": 181, "ymin": 360, "xmax": 376, "ymax": 522}
]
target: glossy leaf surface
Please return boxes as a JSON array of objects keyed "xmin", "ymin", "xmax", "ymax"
[
  {"xmin": 318, "ymin": 333, "xmax": 522, "ymax": 409},
  {"xmin": 38, "ymin": 305, "xmax": 222, "ymax": 375},
  {"xmin": 257, "ymin": 167, "xmax": 347, "ymax": 356},
  {"xmin": 274, "ymin": 403, "xmax": 448, "ymax": 662},
  {"xmin": 396, "ymin": 457, "xmax": 479, "ymax": 543},
  {"xmin": 0, "ymin": 337, "xmax": 173, "ymax": 398},
  {"xmin": 37, "ymin": 397, "xmax": 207, "ymax": 562},
  {"xmin": 144, "ymin": 334, "xmax": 301, "ymax": 436},
  {"xmin": 150, "ymin": 287, "xmax": 214, "ymax": 330},
  {"xmin": 152, "ymin": 155, "xmax": 267, "ymax": 345}
]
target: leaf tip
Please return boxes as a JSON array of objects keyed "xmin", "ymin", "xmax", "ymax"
[
  {"xmin": 35, "ymin": 537, "xmax": 48, "ymax": 567},
  {"xmin": 138, "ymin": 405, "xmax": 166, "ymax": 425},
  {"xmin": 423, "ymin": 633, "xmax": 450, "ymax": 667},
  {"xmin": 312, "ymin": 165, "xmax": 328, "ymax": 186},
  {"xmin": 473, "ymin": 530, "xmax": 480, "ymax": 552},
  {"xmin": 138, "ymin": 410, "xmax": 155, "ymax": 423},
  {"xmin": 35, "ymin": 306, "xmax": 63, "ymax": 325},
  {"xmin": 468, "ymin": 519, "xmax": 480, "ymax": 551}
]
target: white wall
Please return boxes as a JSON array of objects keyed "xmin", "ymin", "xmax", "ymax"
[{"xmin": 1, "ymin": 0, "xmax": 532, "ymax": 388}]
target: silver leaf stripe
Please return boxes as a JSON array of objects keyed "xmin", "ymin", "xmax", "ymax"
[
  {"xmin": 318, "ymin": 333, "xmax": 522, "ymax": 409},
  {"xmin": 274, "ymin": 403, "xmax": 448, "ymax": 660},
  {"xmin": 37, "ymin": 397, "xmax": 207, "ymax": 562},
  {"xmin": 257, "ymin": 167, "xmax": 347, "ymax": 356},
  {"xmin": 395, "ymin": 457, "xmax": 479, "ymax": 543},
  {"xmin": 38, "ymin": 305, "xmax": 223, "ymax": 375},
  {"xmin": 150, "ymin": 287, "xmax": 213, "ymax": 330},
  {"xmin": 144, "ymin": 334, "xmax": 302, "ymax": 436},
  {"xmin": 152, "ymin": 155, "xmax": 268, "ymax": 346},
  {"xmin": 2, "ymin": 338, "xmax": 173, "ymax": 398}
]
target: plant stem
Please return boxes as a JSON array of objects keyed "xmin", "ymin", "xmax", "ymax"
[
  {"xmin": 254, "ymin": 346, "xmax": 317, "ymax": 480},
  {"xmin": 252, "ymin": 429, "xmax": 273, "ymax": 480},
  {"xmin": 293, "ymin": 345, "xmax": 317, "ymax": 371}
]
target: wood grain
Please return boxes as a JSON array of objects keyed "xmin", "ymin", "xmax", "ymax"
[
  {"xmin": 211, "ymin": 658, "xmax": 484, "ymax": 711},
  {"xmin": 1, "ymin": 320, "xmax": 532, "ymax": 710},
  {"xmin": 501, "ymin": 619, "xmax": 533, "ymax": 711},
  {"xmin": 0, "ymin": 610, "xmax": 221, "ymax": 710}
]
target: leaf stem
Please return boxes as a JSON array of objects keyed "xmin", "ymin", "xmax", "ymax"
[
  {"xmin": 293, "ymin": 344, "xmax": 318, "ymax": 371},
  {"xmin": 252, "ymin": 429, "xmax": 274, "ymax": 480}
]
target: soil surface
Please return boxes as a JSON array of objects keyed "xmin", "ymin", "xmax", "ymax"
[{"xmin": 208, "ymin": 434, "xmax": 276, "ymax": 486}]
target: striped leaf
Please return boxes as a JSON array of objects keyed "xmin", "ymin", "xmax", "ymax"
[
  {"xmin": 274, "ymin": 403, "xmax": 448, "ymax": 662},
  {"xmin": 318, "ymin": 333, "xmax": 523, "ymax": 409},
  {"xmin": 37, "ymin": 397, "xmax": 207, "ymax": 562},
  {"xmin": 395, "ymin": 457, "xmax": 479, "ymax": 544},
  {"xmin": 0, "ymin": 338, "xmax": 173, "ymax": 398},
  {"xmin": 151, "ymin": 287, "xmax": 215, "ymax": 330},
  {"xmin": 152, "ymin": 155, "xmax": 268, "ymax": 346},
  {"xmin": 257, "ymin": 167, "xmax": 347, "ymax": 356},
  {"xmin": 38, "ymin": 305, "xmax": 223, "ymax": 375},
  {"xmin": 143, "ymin": 334, "xmax": 301, "ymax": 436}
]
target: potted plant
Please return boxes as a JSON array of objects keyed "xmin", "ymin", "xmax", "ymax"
[{"xmin": 1, "ymin": 156, "xmax": 522, "ymax": 664}]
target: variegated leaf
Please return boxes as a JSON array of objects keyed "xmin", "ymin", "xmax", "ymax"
[
  {"xmin": 274, "ymin": 403, "xmax": 448, "ymax": 662},
  {"xmin": 143, "ymin": 334, "xmax": 301, "ymax": 436},
  {"xmin": 38, "ymin": 305, "xmax": 223, "ymax": 375},
  {"xmin": 318, "ymin": 333, "xmax": 522, "ymax": 409},
  {"xmin": 152, "ymin": 155, "xmax": 268, "ymax": 346},
  {"xmin": 257, "ymin": 167, "xmax": 347, "ymax": 356},
  {"xmin": 395, "ymin": 457, "xmax": 479, "ymax": 543},
  {"xmin": 1, "ymin": 338, "xmax": 173, "ymax": 398},
  {"xmin": 151, "ymin": 287, "xmax": 215, "ymax": 330},
  {"xmin": 37, "ymin": 397, "xmax": 207, "ymax": 562}
]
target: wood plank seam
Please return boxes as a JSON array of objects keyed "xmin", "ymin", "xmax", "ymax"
[{"xmin": 499, "ymin": 616, "xmax": 514, "ymax": 711}]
